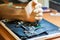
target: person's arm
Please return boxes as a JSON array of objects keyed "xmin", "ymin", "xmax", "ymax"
[{"xmin": 0, "ymin": 0, "xmax": 43, "ymax": 22}]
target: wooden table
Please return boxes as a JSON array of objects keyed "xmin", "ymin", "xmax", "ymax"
[
  {"xmin": 0, "ymin": 24, "xmax": 16, "ymax": 40},
  {"xmin": 43, "ymin": 13, "xmax": 60, "ymax": 27}
]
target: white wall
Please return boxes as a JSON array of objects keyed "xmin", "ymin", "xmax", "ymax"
[{"xmin": 38, "ymin": 0, "xmax": 49, "ymax": 8}]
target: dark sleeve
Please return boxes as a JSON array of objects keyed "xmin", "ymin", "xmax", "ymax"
[
  {"xmin": 8, "ymin": 0, "xmax": 20, "ymax": 3},
  {"xmin": 0, "ymin": 0, "xmax": 4, "ymax": 4},
  {"xmin": 8, "ymin": 0, "xmax": 31, "ymax": 4}
]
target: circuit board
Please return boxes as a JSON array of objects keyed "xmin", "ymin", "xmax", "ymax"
[{"xmin": 2, "ymin": 19, "xmax": 60, "ymax": 40}]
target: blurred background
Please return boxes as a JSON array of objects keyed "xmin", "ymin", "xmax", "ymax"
[{"xmin": 0, "ymin": 0, "xmax": 60, "ymax": 11}]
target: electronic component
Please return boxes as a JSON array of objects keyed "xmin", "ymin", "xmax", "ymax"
[{"xmin": 2, "ymin": 19, "xmax": 60, "ymax": 40}]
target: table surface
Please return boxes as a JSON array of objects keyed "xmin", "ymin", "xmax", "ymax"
[
  {"xmin": 43, "ymin": 13, "xmax": 60, "ymax": 27},
  {"xmin": 0, "ymin": 24, "xmax": 16, "ymax": 40}
]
